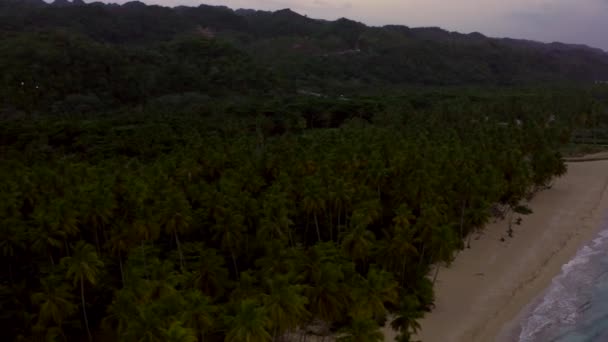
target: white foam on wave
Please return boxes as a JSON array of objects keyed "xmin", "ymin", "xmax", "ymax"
[
  {"xmin": 519, "ymin": 280, "xmax": 583, "ymax": 341},
  {"xmin": 561, "ymin": 246, "xmax": 600, "ymax": 275},
  {"xmin": 518, "ymin": 228, "xmax": 608, "ymax": 341},
  {"xmin": 592, "ymin": 229, "xmax": 608, "ymax": 247}
]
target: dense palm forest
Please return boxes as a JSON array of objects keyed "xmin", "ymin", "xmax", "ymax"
[{"xmin": 2, "ymin": 1, "xmax": 608, "ymax": 342}]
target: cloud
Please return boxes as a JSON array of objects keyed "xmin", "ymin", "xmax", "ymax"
[{"xmin": 506, "ymin": 0, "xmax": 608, "ymax": 49}]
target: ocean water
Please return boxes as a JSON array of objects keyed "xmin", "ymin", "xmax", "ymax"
[{"xmin": 517, "ymin": 218, "xmax": 608, "ymax": 342}]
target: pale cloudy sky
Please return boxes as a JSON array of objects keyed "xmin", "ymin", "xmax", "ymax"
[{"xmin": 100, "ymin": 0, "xmax": 608, "ymax": 50}]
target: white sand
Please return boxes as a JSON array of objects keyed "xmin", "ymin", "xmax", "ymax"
[{"xmin": 383, "ymin": 159, "xmax": 608, "ymax": 342}]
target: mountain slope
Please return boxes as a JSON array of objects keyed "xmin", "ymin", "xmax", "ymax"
[{"xmin": 2, "ymin": 0, "xmax": 608, "ymax": 89}]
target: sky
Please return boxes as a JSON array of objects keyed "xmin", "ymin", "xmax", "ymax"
[{"xmin": 99, "ymin": 0, "xmax": 608, "ymax": 50}]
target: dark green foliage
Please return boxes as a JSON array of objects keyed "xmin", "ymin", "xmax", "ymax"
[
  {"xmin": 2, "ymin": 88, "xmax": 599, "ymax": 341},
  {"xmin": 2, "ymin": 0, "xmax": 608, "ymax": 97},
  {"xmin": 2, "ymin": 2, "xmax": 608, "ymax": 342},
  {"xmin": 0, "ymin": 30, "xmax": 279, "ymax": 114}
]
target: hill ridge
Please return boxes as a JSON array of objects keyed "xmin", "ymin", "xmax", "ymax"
[{"xmin": 2, "ymin": 0, "xmax": 608, "ymax": 86}]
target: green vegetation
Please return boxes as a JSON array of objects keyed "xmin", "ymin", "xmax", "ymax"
[
  {"xmin": 2, "ymin": 1, "xmax": 608, "ymax": 342},
  {"xmin": 6, "ymin": 88, "xmax": 606, "ymax": 341},
  {"xmin": 2, "ymin": 0, "xmax": 608, "ymax": 93}
]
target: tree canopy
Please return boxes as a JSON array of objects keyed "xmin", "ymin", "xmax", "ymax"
[{"xmin": 2, "ymin": 1, "xmax": 608, "ymax": 341}]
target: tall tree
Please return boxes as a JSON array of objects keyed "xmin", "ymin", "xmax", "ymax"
[
  {"xmin": 262, "ymin": 275, "xmax": 310, "ymax": 339},
  {"xmin": 337, "ymin": 318, "xmax": 384, "ymax": 342},
  {"xmin": 61, "ymin": 242, "xmax": 104, "ymax": 342},
  {"xmin": 224, "ymin": 300, "xmax": 271, "ymax": 342},
  {"xmin": 31, "ymin": 277, "xmax": 76, "ymax": 332},
  {"xmin": 181, "ymin": 290, "xmax": 215, "ymax": 342}
]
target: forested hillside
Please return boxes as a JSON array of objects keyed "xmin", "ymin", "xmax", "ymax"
[
  {"xmin": 2, "ymin": 1, "xmax": 608, "ymax": 342},
  {"xmin": 2, "ymin": 0, "xmax": 608, "ymax": 93}
]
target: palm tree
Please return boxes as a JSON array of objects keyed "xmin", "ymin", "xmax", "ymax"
[
  {"xmin": 31, "ymin": 277, "xmax": 76, "ymax": 329},
  {"xmin": 301, "ymin": 177, "xmax": 325, "ymax": 242},
  {"xmin": 104, "ymin": 288, "xmax": 138, "ymax": 339},
  {"xmin": 351, "ymin": 199, "xmax": 382, "ymax": 231},
  {"xmin": 224, "ymin": 300, "xmax": 271, "ymax": 342},
  {"xmin": 126, "ymin": 301, "xmax": 165, "ymax": 342},
  {"xmin": 341, "ymin": 225, "xmax": 375, "ymax": 264},
  {"xmin": 328, "ymin": 178, "xmax": 354, "ymax": 235},
  {"xmin": 41, "ymin": 198, "xmax": 80, "ymax": 257},
  {"xmin": 181, "ymin": 290, "xmax": 215, "ymax": 342},
  {"xmin": 257, "ymin": 187, "xmax": 294, "ymax": 245},
  {"xmin": 382, "ymin": 205, "xmax": 418, "ymax": 284},
  {"xmin": 306, "ymin": 261, "xmax": 347, "ymax": 324},
  {"xmin": 0, "ymin": 221, "xmax": 26, "ymax": 284},
  {"xmin": 159, "ymin": 189, "xmax": 192, "ymax": 269},
  {"xmin": 350, "ymin": 268, "xmax": 398, "ymax": 320},
  {"xmin": 81, "ymin": 180, "xmax": 116, "ymax": 254},
  {"xmin": 262, "ymin": 275, "xmax": 310, "ymax": 339},
  {"xmin": 211, "ymin": 201, "xmax": 245, "ymax": 279},
  {"xmin": 31, "ymin": 325, "xmax": 66, "ymax": 342},
  {"xmin": 106, "ymin": 227, "xmax": 132, "ymax": 286},
  {"xmin": 61, "ymin": 241, "xmax": 104, "ymax": 342},
  {"xmin": 133, "ymin": 217, "xmax": 160, "ymax": 279},
  {"xmin": 162, "ymin": 321, "xmax": 198, "ymax": 342},
  {"xmin": 184, "ymin": 244, "xmax": 231, "ymax": 297},
  {"xmin": 430, "ymin": 225, "xmax": 457, "ymax": 285},
  {"xmin": 30, "ymin": 214, "xmax": 65, "ymax": 266},
  {"xmin": 337, "ymin": 318, "xmax": 383, "ymax": 342},
  {"xmin": 366, "ymin": 152, "xmax": 387, "ymax": 200},
  {"xmin": 390, "ymin": 295, "xmax": 425, "ymax": 339},
  {"xmin": 254, "ymin": 242, "xmax": 303, "ymax": 282},
  {"xmin": 414, "ymin": 202, "xmax": 447, "ymax": 269}
]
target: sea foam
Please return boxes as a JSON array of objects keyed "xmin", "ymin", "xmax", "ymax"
[{"xmin": 518, "ymin": 225, "xmax": 608, "ymax": 341}]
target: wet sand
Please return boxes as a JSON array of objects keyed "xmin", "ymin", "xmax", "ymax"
[{"xmin": 384, "ymin": 160, "xmax": 608, "ymax": 342}]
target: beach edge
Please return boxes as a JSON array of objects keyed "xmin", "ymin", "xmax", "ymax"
[{"xmin": 404, "ymin": 159, "xmax": 608, "ymax": 342}]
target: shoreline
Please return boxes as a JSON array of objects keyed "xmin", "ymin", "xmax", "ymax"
[
  {"xmin": 390, "ymin": 159, "xmax": 608, "ymax": 342},
  {"xmin": 497, "ymin": 212, "xmax": 608, "ymax": 342}
]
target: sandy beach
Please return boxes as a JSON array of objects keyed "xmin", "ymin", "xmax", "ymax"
[{"xmin": 384, "ymin": 159, "xmax": 608, "ymax": 342}]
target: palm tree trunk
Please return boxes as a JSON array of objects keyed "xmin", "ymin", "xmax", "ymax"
[
  {"xmin": 141, "ymin": 241, "xmax": 147, "ymax": 279},
  {"xmin": 459, "ymin": 200, "xmax": 466, "ymax": 242},
  {"xmin": 81, "ymin": 276, "xmax": 92, "ymax": 342},
  {"xmin": 287, "ymin": 227, "xmax": 294, "ymax": 248},
  {"xmin": 314, "ymin": 213, "xmax": 321, "ymax": 242},
  {"xmin": 118, "ymin": 251, "xmax": 125, "ymax": 286},
  {"xmin": 329, "ymin": 210, "xmax": 333, "ymax": 242},
  {"xmin": 418, "ymin": 245, "xmax": 426, "ymax": 268},
  {"xmin": 305, "ymin": 215, "xmax": 310, "ymax": 242},
  {"xmin": 65, "ymin": 240, "xmax": 71, "ymax": 257},
  {"xmin": 433, "ymin": 264, "xmax": 440, "ymax": 285},
  {"xmin": 174, "ymin": 230, "xmax": 184, "ymax": 269},
  {"xmin": 401, "ymin": 258, "xmax": 407, "ymax": 286},
  {"xmin": 94, "ymin": 227, "xmax": 101, "ymax": 255},
  {"xmin": 337, "ymin": 205, "xmax": 341, "ymax": 231},
  {"xmin": 230, "ymin": 250, "xmax": 239, "ymax": 280},
  {"xmin": 8, "ymin": 262, "xmax": 13, "ymax": 285}
]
